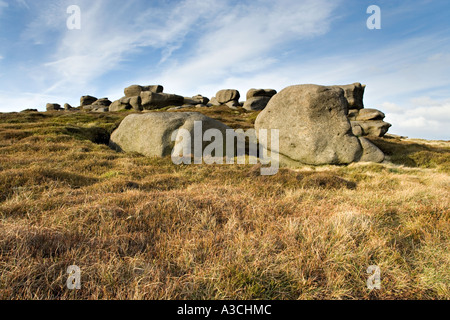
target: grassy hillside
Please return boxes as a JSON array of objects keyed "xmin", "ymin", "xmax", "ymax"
[{"xmin": 0, "ymin": 108, "xmax": 449, "ymax": 299}]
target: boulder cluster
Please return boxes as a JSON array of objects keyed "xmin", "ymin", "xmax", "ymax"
[
  {"xmin": 337, "ymin": 83, "xmax": 392, "ymax": 138},
  {"xmin": 255, "ymin": 84, "xmax": 386, "ymax": 165},
  {"xmin": 45, "ymin": 82, "xmax": 392, "ymax": 166}
]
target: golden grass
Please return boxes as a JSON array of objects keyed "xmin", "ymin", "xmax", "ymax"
[{"xmin": 0, "ymin": 109, "xmax": 449, "ymax": 299}]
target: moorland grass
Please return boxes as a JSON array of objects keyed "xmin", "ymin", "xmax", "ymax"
[{"xmin": 0, "ymin": 109, "xmax": 448, "ymax": 299}]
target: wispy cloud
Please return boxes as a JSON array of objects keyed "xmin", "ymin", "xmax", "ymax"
[
  {"xmin": 147, "ymin": 0, "xmax": 340, "ymax": 95},
  {"xmin": 0, "ymin": 0, "xmax": 8, "ymax": 13},
  {"xmin": 16, "ymin": 0, "xmax": 339, "ymax": 101},
  {"xmin": 28, "ymin": 0, "xmax": 225, "ymax": 95}
]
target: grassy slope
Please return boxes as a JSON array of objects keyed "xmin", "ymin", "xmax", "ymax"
[{"xmin": 0, "ymin": 108, "xmax": 449, "ymax": 300}]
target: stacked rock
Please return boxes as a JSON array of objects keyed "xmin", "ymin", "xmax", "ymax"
[
  {"xmin": 46, "ymin": 103, "xmax": 62, "ymax": 111},
  {"xmin": 182, "ymin": 95, "xmax": 211, "ymax": 108},
  {"xmin": 243, "ymin": 89, "xmax": 277, "ymax": 111},
  {"xmin": 110, "ymin": 85, "xmax": 184, "ymax": 112},
  {"xmin": 255, "ymin": 84, "xmax": 386, "ymax": 165},
  {"xmin": 335, "ymin": 83, "xmax": 391, "ymax": 138},
  {"xmin": 80, "ymin": 96, "xmax": 112, "ymax": 112},
  {"xmin": 210, "ymin": 89, "xmax": 241, "ymax": 109},
  {"xmin": 349, "ymin": 108, "xmax": 392, "ymax": 138}
]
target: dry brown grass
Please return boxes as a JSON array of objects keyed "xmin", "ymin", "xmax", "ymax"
[{"xmin": 0, "ymin": 109, "xmax": 449, "ymax": 300}]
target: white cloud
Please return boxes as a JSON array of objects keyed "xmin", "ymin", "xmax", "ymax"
[
  {"xmin": 20, "ymin": 0, "xmax": 227, "ymax": 96},
  {"xmin": 10, "ymin": 0, "xmax": 339, "ymax": 105},
  {"xmin": 383, "ymin": 97, "xmax": 450, "ymax": 140},
  {"xmin": 0, "ymin": 0, "xmax": 8, "ymax": 14},
  {"xmin": 0, "ymin": 91, "xmax": 68, "ymax": 112}
]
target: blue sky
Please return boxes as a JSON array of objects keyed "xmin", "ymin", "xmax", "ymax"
[{"xmin": 0, "ymin": 0, "xmax": 449, "ymax": 140}]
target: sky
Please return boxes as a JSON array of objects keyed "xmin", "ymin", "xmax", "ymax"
[{"xmin": 0, "ymin": 0, "xmax": 449, "ymax": 140}]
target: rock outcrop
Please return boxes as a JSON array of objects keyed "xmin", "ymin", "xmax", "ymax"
[
  {"xmin": 209, "ymin": 90, "xmax": 241, "ymax": 108},
  {"xmin": 333, "ymin": 83, "xmax": 366, "ymax": 109},
  {"xmin": 110, "ymin": 85, "xmax": 185, "ymax": 112},
  {"xmin": 124, "ymin": 85, "xmax": 164, "ymax": 97},
  {"xmin": 110, "ymin": 96, "xmax": 142, "ymax": 112},
  {"xmin": 243, "ymin": 89, "xmax": 277, "ymax": 111},
  {"xmin": 348, "ymin": 108, "xmax": 392, "ymax": 137},
  {"xmin": 332, "ymin": 83, "xmax": 391, "ymax": 138},
  {"xmin": 246, "ymin": 89, "xmax": 277, "ymax": 100},
  {"xmin": 64, "ymin": 103, "xmax": 74, "ymax": 110},
  {"xmin": 46, "ymin": 103, "xmax": 62, "ymax": 111},
  {"xmin": 140, "ymin": 92, "xmax": 184, "ymax": 110},
  {"xmin": 183, "ymin": 95, "xmax": 210, "ymax": 106},
  {"xmin": 110, "ymin": 112, "xmax": 231, "ymax": 158},
  {"xmin": 80, "ymin": 95, "xmax": 97, "ymax": 107},
  {"xmin": 255, "ymin": 84, "xmax": 384, "ymax": 165}
]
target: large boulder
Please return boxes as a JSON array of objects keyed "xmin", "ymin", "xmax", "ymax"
[
  {"xmin": 64, "ymin": 103, "xmax": 73, "ymax": 110},
  {"xmin": 255, "ymin": 84, "xmax": 383, "ymax": 165},
  {"xmin": 333, "ymin": 83, "xmax": 366, "ymax": 109},
  {"xmin": 140, "ymin": 92, "xmax": 184, "ymax": 110},
  {"xmin": 80, "ymin": 95, "xmax": 97, "ymax": 107},
  {"xmin": 46, "ymin": 103, "xmax": 62, "ymax": 111},
  {"xmin": 109, "ymin": 96, "xmax": 142, "ymax": 112},
  {"xmin": 92, "ymin": 98, "xmax": 112, "ymax": 107},
  {"xmin": 124, "ymin": 85, "xmax": 164, "ymax": 97},
  {"xmin": 110, "ymin": 112, "xmax": 231, "ymax": 158},
  {"xmin": 359, "ymin": 137, "xmax": 385, "ymax": 163},
  {"xmin": 191, "ymin": 95, "xmax": 210, "ymax": 105},
  {"xmin": 215, "ymin": 89, "xmax": 240, "ymax": 104},
  {"xmin": 246, "ymin": 89, "xmax": 277, "ymax": 100},
  {"xmin": 243, "ymin": 96, "xmax": 272, "ymax": 111}
]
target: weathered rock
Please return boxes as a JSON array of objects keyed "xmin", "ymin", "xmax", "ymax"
[
  {"xmin": 333, "ymin": 83, "xmax": 365, "ymax": 109},
  {"xmin": 352, "ymin": 120, "xmax": 392, "ymax": 137},
  {"xmin": 92, "ymin": 107, "xmax": 109, "ymax": 113},
  {"xmin": 21, "ymin": 109, "xmax": 38, "ymax": 113},
  {"xmin": 80, "ymin": 95, "xmax": 97, "ymax": 107},
  {"xmin": 82, "ymin": 105, "xmax": 97, "ymax": 111},
  {"xmin": 124, "ymin": 85, "xmax": 164, "ymax": 97},
  {"xmin": 183, "ymin": 98, "xmax": 198, "ymax": 105},
  {"xmin": 348, "ymin": 109, "xmax": 359, "ymax": 120},
  {"xmin": 64, "ymin": 103, "xmax": 73, "ymax": 110},
  {"xmin": 358, "ymin": 137, "xmax": 385, "ymax": 163},
  {"xmin": 243, "ymin": 96, "xmax": 272, "ymax": 111},
  {"xmin": 356, "ymin": 108, "xmax": 385, "ymax": 121},
  {"xmin": 110, "ymin": 112, "xmax": 231, "ymax": 158},
  {"xmin": 195, "ymin": 104, "xmax": 207, "ymax": 108},
  {"xmin": 246, "ymin": 89, "xmax": 277, "ymax": 100},
  {"xmin": 216, "ymin": 89, "xmax": 240, "ymax": 104},
  {"xmin": 140, "ymin": 92, "xmax": 184, "ymax": 110},
  {"xmin": 46, "ymin": 103, "xmax": 62, "ymax": 111},
  {"xmin": 351, "ymin": 123, "xmax": 364, "ymax": 137},
  {"xmin": 209, "ymin": 97, "xmax": 220, "ymax": 106},
  {"xmin": 226, "ymin": 100, "xmax": 240, "ymax": 109},
  {"xmin": 168, "ymin": 106, "xmax": 183, "ymax": 111},
  {"xmin": 129, "ymin": 96, "xmax": 142, "ymax": 111},
  {"xmin": 92, "ymin": 98, "xmax": 112, "ymax": 107},
  {"xmin": 255, "ymin": 84, "xmax": 363, "ymax": 165},
  {"xmin": 192, "ymin": 95, "xmax": 210, "ymax": 105},
  {"xmin": 109, "ymin": 99, "xmax": 131, "ymax": 112}
]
